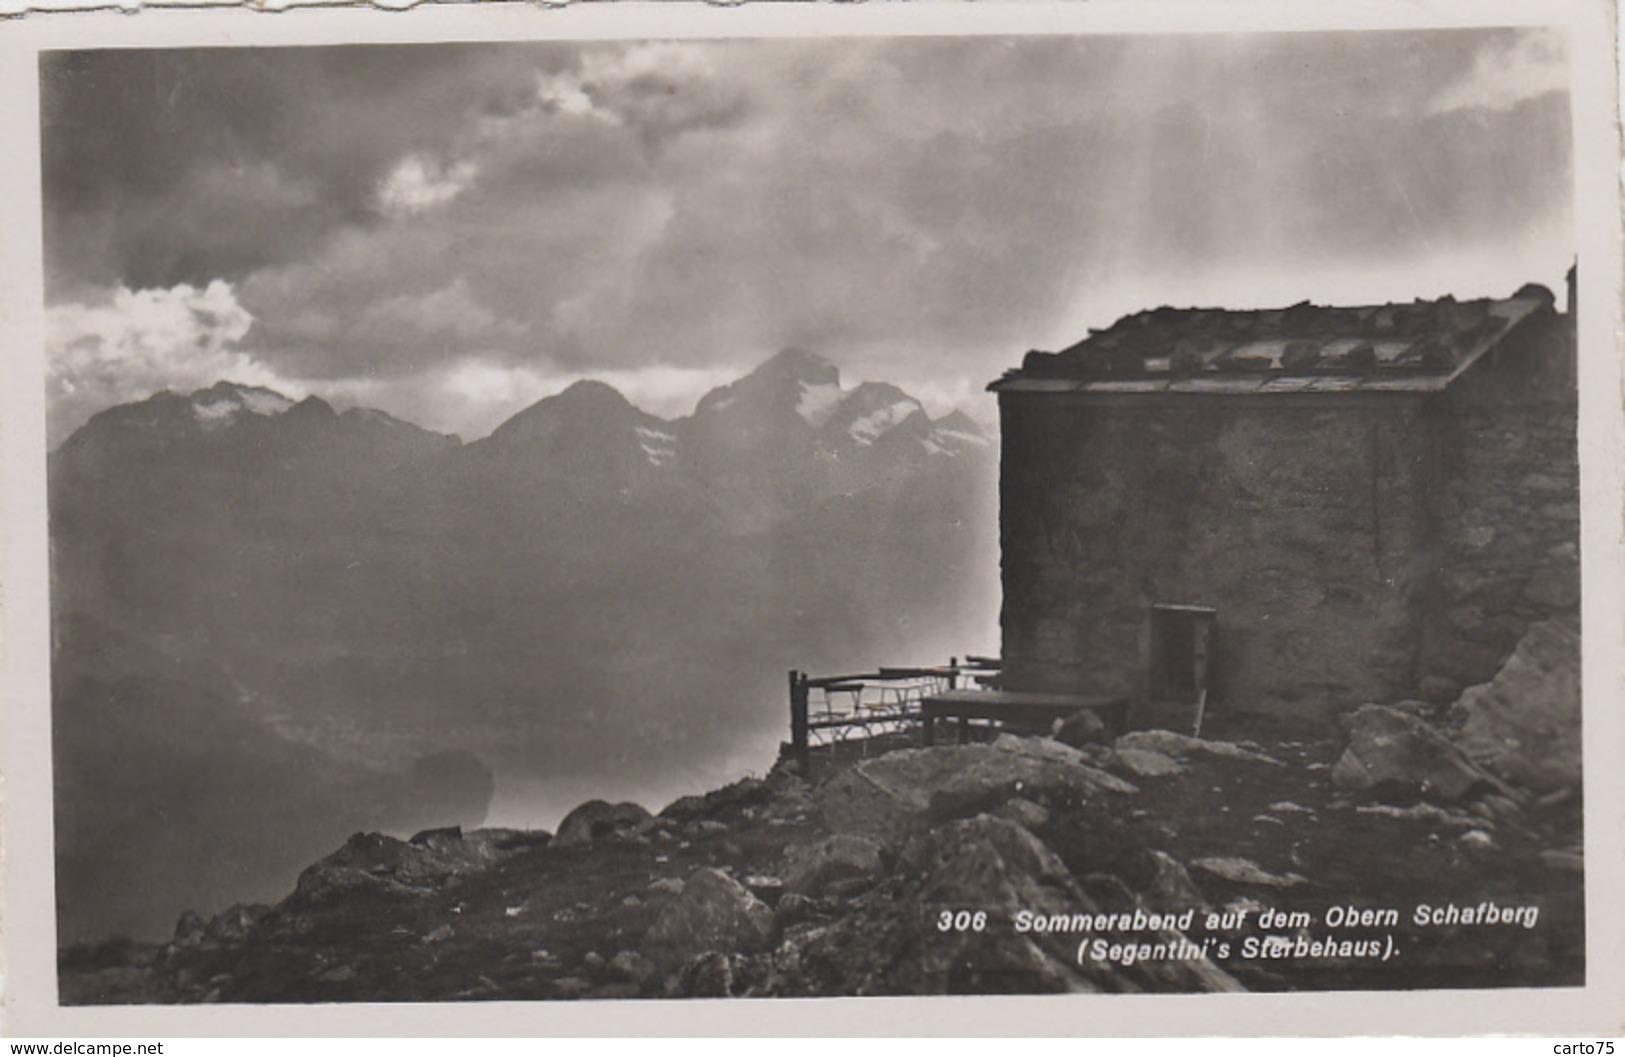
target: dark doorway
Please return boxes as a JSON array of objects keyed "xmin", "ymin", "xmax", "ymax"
[{"xmin": 1149, "ymin": 603, "xmax": 1217, "ymax": 733}]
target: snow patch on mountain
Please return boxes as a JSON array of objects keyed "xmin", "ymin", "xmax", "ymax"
[
  {"xmin": 190, "ymin": 386, "xmax": 295, "ymax": 429},
  {"xmin": 918, "ymin": 410, "xmax": 991, "ymax": 457},
  {"xmin": 847, "ymin": 399, "xmax": 923, "ymax": 446},
  {"xmin": 635, "ymin": 425, "xmax": 678, "ymax": 466},
  {"xmin": 241, "ymin": 390, "xmax": 296, "ymax": 416},
  {"xmin": 191, "ymin": 398, "xmax": 242, "ymax": 425},
  {"xmin": 933, "ymin": 427, "xmax": 990, "ymax": 448},
  {"xmin": 796, "ymin": 380, "xmax": 845, "ymax": 428}
]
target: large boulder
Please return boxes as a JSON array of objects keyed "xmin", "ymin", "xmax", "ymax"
[
  {"xmin": 173, "ymin": 910, "xmax": 206, "ymax": 948},
  {"xmin": 411, "ymin": 825, "xmax": 549, "ymax": 863},
  {"xmin": 903, "ymin": 813, "xmax": 1080, "ymax": 911},
  {"xmin": 553, "ymin": 800, "xmax": 653, "ymax": 847},
  {"xmin": 1143, "ymin": 850, "xmax": 1208, "ymax": 911},
  {"xmin": 996, "ymin": 797, "xmax": 1052, "ymax": 831},
  {"xmin": 900, "ymin": 815, "xmax": 1102, "ymax": 993},
  {"xmin": 897, "ymin": 815, "xmax": 1241, "ymax": 994},
  {"xmin": 814, "ymin": 736, "xmax": 1135, "ymax": 842},
  {"xmin": 1052, "ymin": 709, "xmax": 1109, "ymax": 748},
  {"xmin": 1109, "ymin": 747, "xmax": 1186, "ymax": 779},
  {"xmin": 645, "ymin": 868, "xmax": 776, "ymax": 958},
  {"xmin": 673, "ymin": 951, "xmax": 739, "ymax": 998},
  {"xmin": 1191, "ymin": 857, "xmax": 1306, "ymax": 888},
  {"xmin": 293, "ymin": 833, "xmax": 439, "ymax": 905},
  {"xmin": 659, "ymin": 777, "xmax": 773, "ymax": 824},
  {"xmin": 1114, "ymin": 730, "xmax": 1282, "ymax": 766},
  {"xmin": 205, "ymin": 903, "xmax": 271, "ymax": 943},
  {"xmin": 1331, "ymin": 704, "xmax": 1496, "ymax": 803},
  {"xmin": 782, "ymin": 835, "xmax": 886, "ymax": 898},
  {"xmin": 1451, "ymin": 617, "xmax": 1580, "ymax": 794}
]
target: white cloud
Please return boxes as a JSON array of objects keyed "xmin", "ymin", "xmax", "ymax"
[
  {"xmin": 895, "ymin": 373, "xmax": 997, "ymax": 423},
  {"xmin": 533, "ymin": 69, "xmax": 618, "ymax": 125},
  {"xmin": 46, "ymin": 36, "xmax": 1576, "ymax": 453},
  {"xmin": 375, "ymin": 153, "xmax": 479, "ymax": 216},
  {"xmin": 1430, "ymin": 31, "xmax": 1568, "ymax": 114},
  {"xmin": 501, "ymin": 42, "xmax": 738, "ymax": 145},
  {"xmin": 591, "ymin": 363, "xmax": 740, "ymax": 419},
  {"xmin": 438, "ymin": 357, "xmax": 552, "ymax": 410},
  {"xmin": 47, "ymin": 281, "xmax": 303, "ymax": 443}
]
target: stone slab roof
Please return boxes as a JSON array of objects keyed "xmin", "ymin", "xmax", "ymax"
[{"xmin": 990, "ymin": 286, "xmax": 1552, "ymax": 396}]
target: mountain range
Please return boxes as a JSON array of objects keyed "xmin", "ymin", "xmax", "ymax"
[{"xmin": 49, "ymin": 349, "xmax": 999, "ymax": 942}]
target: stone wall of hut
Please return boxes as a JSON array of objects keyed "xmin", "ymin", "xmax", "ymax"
[
  {"xmin": 996, "ymin": 309, "xmax": 1579, "ymax": 721},
  {"xmin": 998, "ymin": 394, "xmax": 1436, "ymax": 719},
  {"xmin": 1416, "ymin": 308, "xmax": 1580, "ymax": 696}
]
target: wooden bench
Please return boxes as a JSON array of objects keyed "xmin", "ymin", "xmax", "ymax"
[{"xmin": 919, "ymin": 688, "xmax": 1130, "ymax": 745}]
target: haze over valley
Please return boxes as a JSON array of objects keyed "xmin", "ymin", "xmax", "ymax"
[{"xmin": 50, "ymin": 350, "xmax": 998, "ymax": 942}]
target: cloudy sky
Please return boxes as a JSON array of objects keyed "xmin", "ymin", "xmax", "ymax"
[{"xmin": 41, "ymin": 28, "xmax": 1572, "ymax": 444}]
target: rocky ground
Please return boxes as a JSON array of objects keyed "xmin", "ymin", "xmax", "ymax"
[{"xmin": 60, "ymin": 661, "xmax": 1584, "ymax": 1003}]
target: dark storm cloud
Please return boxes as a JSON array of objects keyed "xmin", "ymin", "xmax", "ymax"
[
  {"xmin": 42, "ymin": 29, "xmax": 1573, "ymax": 442},
  {"xmin": 41, "ymin": 43, "xmax": 576, "ymax": 292}
]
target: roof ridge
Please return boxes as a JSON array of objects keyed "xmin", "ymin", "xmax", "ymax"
[{"xmin": 995, "ymin": 291, "xmax": 1549, "ymax": 396}]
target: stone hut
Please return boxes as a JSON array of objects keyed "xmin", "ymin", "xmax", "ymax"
[{"xmin": 990, "ymin": 274, "xmax": 1578, "ymax": 720}]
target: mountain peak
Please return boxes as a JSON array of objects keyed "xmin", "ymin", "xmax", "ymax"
[
  {"xmin": 193, "ymin": 380, "xmax": 293, "ymax": 402},
  {"xmin": 692, "ymin": 348, "xmax": 844, "ymax": 425},
  {"xmin": 822, "ymin": 382, "xmax": 926, "ymax": 447},
  {"xmin": 921, "ymin": 408, "xmax": 993, "ymax": 457},
  {"xmin": 188, "ymin": 382, "xmax": 297, "ymax": 429},
  {"xmin": 482, "ymin": 379, "xmax": 653, "ymax": 452},
  {"xmin": 499, "ymin": 380, "xmax": 637, "ymax": 425},
  {"xmin": 286, "ymin": 395, "xmax": 338, "ymax": 421},
  {"xmin": 932, "ymin": 410, "xmax": 985, "ymax": 436},
  {"xmin": 750, "ymin": 347, "xmax": 840, "ymax": 386},
  {"xmin": 552, "ymin": 379, "xmax": 635, "ymax": 408}
]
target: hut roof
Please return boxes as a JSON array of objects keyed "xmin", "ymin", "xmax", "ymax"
[{"xmin": 990, "ymin": 288, "xmax": 1552, "ymax": 396}]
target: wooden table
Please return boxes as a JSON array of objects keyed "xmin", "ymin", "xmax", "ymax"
[{"xmin": 920, "ymin": 689, "xmax": 1131, "ymax": 745}]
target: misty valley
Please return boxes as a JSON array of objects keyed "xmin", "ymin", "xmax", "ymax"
[{"xmin": 50, "ymin": 349, "xmax": 998, "ymax": 944}]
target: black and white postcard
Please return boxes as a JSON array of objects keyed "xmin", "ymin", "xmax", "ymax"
[{"xmin": 2, "ymin": 0, "xmax": 1621, "ymax": 1037}]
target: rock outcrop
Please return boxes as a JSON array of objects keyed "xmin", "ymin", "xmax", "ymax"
[
  {"xmin": 900, "ymin": 815, "xmax": 1242, "ymax": 994},
  {"xmin": 1143, "ymin": 850, "xmax": 1208, "ymax": 911},
  {"xmin": 553, "ymin": 801, "xmax": 653, "ymax": 847},
  {"xmin": 1109, "ymin": 747, "xmax": 1186, "ymax": 779},
  {"xmin": 172, "ymin": 910, "xmax": 206, "ymax": 948},
  {"xmin": 659, "ymin": 777, "xmax": 774, "ymax": 824},
  {"xmin": 204, "ymin": 903, "xmax": 271, "ymax": 943},
  {"xmin": 293, "ymin": 828, "xmax": 542, "ymax": 906},
  {"xmin": 995, "ymin": 797, "xmax": 1051, "ymax": 831},
  {"xmin": 1330, "ymin": 704, "xmax": 1498, "ymax": 803},
  {"xmin": 814, "ymin": 735, "xmax": 1135, "ymax": 842},
  {"xmin": 1052, "ymin": 709, "xmax": 1108, "ymax": 747},
  {"xmin": 781, "ymin": 835, "xmax": 886, "ymax": 898},
  {"xmin": 57, "ymin": 726, "xmax": 1585, "ymax": 1004},
  {"xmin": 644, "ymin": 867, "xmax": 776, "ymax": 960},
  {"xmin": 1451, "ymin": 617, "xmax": 1581, "ymax": 794},
  {"xmin": 903, "ymin": 814, "xmax": 1107, "ymax": 992},
  {"xmin": 1190, "ymin": 857, "xmax": 1307, "ymax": 889},
  {"xmin": 1114, "ymin": 730, "xmax": 1283, "ymax": 767}
]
